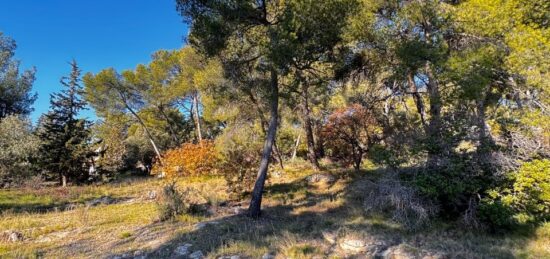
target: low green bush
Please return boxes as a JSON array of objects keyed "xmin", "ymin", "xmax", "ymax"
[{"xmin": 480, "ymin": 159, "xmax": 550, "ymax": 227}]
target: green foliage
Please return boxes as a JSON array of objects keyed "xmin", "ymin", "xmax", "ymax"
[
  {"xmin": 0, "ymin": 33, "xmax": 37, "ymax": 119},
  {"xmin": 215, "ymin": 124, "xmax": 263, "ymax": 199},
  {"xmin": 91, "ymin": 115, "xmax": 129, "ymax": 177},
  {"xmin": 481, "ymin": 159, "xmax": 550, "ymax": 227},
  {"xmin": 157, "ymin": 182, "xmax": 205, "ymax": 221},
  {"xmin": 157, "ymin": 182, "xmax": 188, "ymax": 221},
  {"xmin": 0, "ymin": 115, "xmax": 40, "ymax": 186},
  {"xmin": 445, "ymin": 45, "xmax": 503, "ymax": 101},
  {"xmin": 38, "ymin": 61, "xmax": 93, "ymax": 186},
  {"xmin": 413, "ymin": 153, "xmax": 495, "ymax": 216},
  {"xmin": 478, "ymin": 200, "xmax": 515, "ymax": 229}
]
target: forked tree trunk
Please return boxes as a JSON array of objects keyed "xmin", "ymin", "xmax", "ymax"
[
  {"xmin": 407, "ymin": 72, "xmax": 427, "ymax": 128},
  {"xmin": 301, "ymin": 85, "xmax": 320, "ymax": 171},
  {"xmin": 248, "ymin": 69, "xmax": 279, "ymax": 218}
]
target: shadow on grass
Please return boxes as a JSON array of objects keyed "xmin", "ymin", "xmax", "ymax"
[
  {"xmin": 104, "ymin": 167, "xmax": 531, "ymax": 259},
  {"xmin": 0, "ymin": 192, "xmax": 134, "ymax": 214}
]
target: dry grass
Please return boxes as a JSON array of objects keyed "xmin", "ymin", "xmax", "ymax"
[{"xmin": 0, "ymin": 161, "xmax": 548, "ymax": 258}]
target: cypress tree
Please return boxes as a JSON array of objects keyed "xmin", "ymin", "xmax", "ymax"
[{"xmin": 39, "ymin": 60, "xmax": 92, "ymax": 186}]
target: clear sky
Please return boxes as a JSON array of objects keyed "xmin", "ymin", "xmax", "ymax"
[{"xmin": 0, "ymin": 0, "xmax": 188, "ymax": 122}]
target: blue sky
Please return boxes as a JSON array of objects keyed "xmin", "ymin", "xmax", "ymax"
[{"xmin": 0, "ymin": 0, "xmax": 188, "ymax": 122}]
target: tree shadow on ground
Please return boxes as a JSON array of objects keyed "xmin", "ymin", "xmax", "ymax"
[
  {"xmin": 0, "ymin": 194, "xmax": 135, "ymax": 214},
  {"xmin": 107, "ymin": 168, "xmax": 532, "ymax": 259}
]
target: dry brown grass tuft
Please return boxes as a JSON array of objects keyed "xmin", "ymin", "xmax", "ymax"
[{"xmin": 361, "ymin": 172, "xmax": 438, "ymax": 230}]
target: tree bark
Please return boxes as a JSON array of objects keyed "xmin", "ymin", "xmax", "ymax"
[
  {"xmin": 407, "ymin": 72, "xmax": 427, "ymax": 128},
  {"xmin": 291, "ymin": 134, "xmax": 301, "ymax": 160},
  {"xmin": 192, "ymin": 92, "xmax": 203, "ymax": 142},
  {"xmin": 476, "ymin": 86, "xmax": 495, "ymax": 149},
  {"xmin": 246, "ymin": 89, "xmax": 284, "ymax": 169},
  {"xmin": 353, "ymin": 146, "xmax": 362, "ymax": 171},
  {"xmin": 61, "ymin": 174, "xmax": 67, "ymax": 187},
  {"xmin": 116, "ymin": 90, "xmax": 164, "ymax": 166},
  {"xmin": 301, "ymin": 85, "xmax": 321, "ymax": 171},
  {"xmin": 425, "ymin": 62, "xmax": 443, "ymax": 165},
  {"xmin": 248, "ymin": 69, "xmax": 279, "ymax": 218},
  {"xmin": 126, "ymin": 103, "xmax": 164, "ymax": 166}
]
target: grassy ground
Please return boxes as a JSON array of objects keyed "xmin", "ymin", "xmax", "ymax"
[{"xmin": 0, "ymin": 161, "xmax": 548, "ymax": 258}]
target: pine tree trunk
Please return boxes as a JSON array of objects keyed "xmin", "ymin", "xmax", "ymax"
[
  {"xmin": 476, "ymin": 87, "xmax": 495, "ymax": 149},
  {"xmin": 291, "ymin": 134, "xmax": 301, "ymax": 160},
  {"xmin": 61, "ymin": 174, "xmax": 67, "ymax": 187},
  {"xmin": 353, "ymin": 147, "xmax": 362, "ymax": 171},
  {"xmin": 192, "ymin": 93, "xmax": 203, "ymax": 142},
  {"xmin": 425, "ymin": 62, "xmax": 443, "ymax": 166},
  {"xmin": 301, "ymin": 87, "xmax": 320, "ymax": 171},
  {"xmin": 304, "ymin": 116, "xmax": 320, "ymax": 170},
  {"xmin": 126, "ymin": 104, "xmax": 164, "ymax": 166},
  {"xmin": 248, "ymin": 69, "xmax": 279, "ymax": 218},
  {"xmin": 407, "ymin": 72, "xmax": 427, "ymax": 128},
  {"xmin": 246, "ymin": 89, "xmax": 284, "ymax": 169},
  {"xmin": 273, "ymin": 141, "xmax": 285, "ymax": 169}
]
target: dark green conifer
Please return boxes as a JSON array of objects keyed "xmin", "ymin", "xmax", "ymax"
[{"xmin": 39, "ymin": 60, "xmax": 92, "ymax": 186}]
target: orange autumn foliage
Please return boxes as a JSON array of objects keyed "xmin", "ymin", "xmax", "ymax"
[{"xmin": 152, "ymin": 141, "xmax": 218, "ymax": 178}]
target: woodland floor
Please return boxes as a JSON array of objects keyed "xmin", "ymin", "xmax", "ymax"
[{"xmin": 1, "ymin": 161, "xmax": 549, "ymax": 259}]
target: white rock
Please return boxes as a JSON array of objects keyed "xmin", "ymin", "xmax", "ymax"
[
  {"xmin": 322, "ymin": 231, "xmax": 337, "ymax": 244},
  {"xmin": 195, "ymin": 222, "xmax": 207, "ymax": 229},
  {"xmin": 133, "ymin": 250, "xmax": 146, "ymax": 259},
  {"xmin": 262, "ymin": 253, "xmax": 276, "ymax": 259},
  {"xmin": 233, "ymin": 207, "xmax": 246, "ymax": 214},
  {"xmin": 147, "ymin": 190, "xmax": 157, "ymax": 200},
  {"xmin": 306, "ymin": 173, "xmax": 336, "ymax": 184},
  {"xmin": 174, "ymin": 243, "xmax": 192, "ymax": 256},
  {"xmin": 380, "ymin": 245, "xmax": 417, "ymax": 259},
  {"xmin": 189, "ymin": 250, "xmax": 204, "ymax": 259},
  {"xmin": 2, "ymin": 231, "xmax": 23, "ymax": 242},
  {"xmin": 340, "ymin": 239, "xmax": 367, "ymax": 252},
  {"xmin": 195, "ymin": 221, "xmax": 219, "ymax": 230}
]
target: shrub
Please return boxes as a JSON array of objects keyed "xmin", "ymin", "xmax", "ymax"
[
  {"xmin": 363, "ymin": 173, "xmax": 438, "ymax": 230},
  {"xmin": 511, "ymin": 159, "xmax": 550, "ymax": 221},
  {"xmin": 214, "ymin": 124, "xmax": 263, "ymax": 199},
  {"xmin": 480, "ymin": 159, "xmax": 550, "ymax": 227},
  {"xmin": 413, "ymin": 153, "xmax": 494, "ymax": 217},
  {"xmin": 91, "ymin": 116, "xmax": 129, "ymax": 178},
  {"xmin": 0, "ymin": 115, "xmax": 41, "ymax": 187},
  {"xmin": 219, "ymin": 148, "xmax": 259, "ymax": 199},
  {"xmin": 152, "ymin": 140, "xmax": 218, "ymax": 178},
  {"xmin": 157, "ymin": 182, "xmax": 192, "ymax": 221},
  {"xmin": 321, "ymin": 104, "xmax": 380, "ymax": 170},
  {"xmin": 478, "ymin": 200, "xmax": 514, "ymax": 229}
]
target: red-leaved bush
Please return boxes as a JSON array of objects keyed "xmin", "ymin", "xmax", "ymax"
[{"xmin": 322, "ymin": 104, "xmax": 379, "ymax": 170}]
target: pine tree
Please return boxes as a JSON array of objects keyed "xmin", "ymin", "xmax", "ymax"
[{"xmin": 39, "ymin": 60, "xmax": 92, "ymax": 187}]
